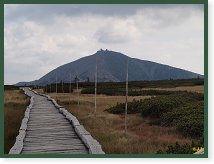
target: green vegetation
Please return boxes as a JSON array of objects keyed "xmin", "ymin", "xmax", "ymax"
[
  {"xmin": 43, "ymin": 82, "xmax": 74, "ymax": 93},
  {"xmin": 52, "ymin": 92, "xmax": 193, "ymax": 154},
  {"xmin": 162, "ymin": 101, "xmax": 204, "ymax": 138},
  {"xmin": 38, "ymin": 78, "xmax": 203, "ymax": 94},
  {"xmin": 81, "ymin": 87, "xmax": 177, "ymax": 96},
  {"xmin": 4, "ymin": 85, "xmax": 19, "ymax": 90},
  {"xmin": 105, "ymin": 91, "xmax": 203, "ymax": 114},
  {"xmin": 157, "ymin": 142, "xmax": 193, "ymax": 154},
  {"xmin": 105, "ymin": 99, "xmax": 145, "ymax": 114},
  {"xmin": 105, "ymin": 90, "xmax": 204, "ymax": 153},
  {"xmin": 157, "ymin": 139, "xmax": 204, "ymax": 154},
  {"xmin": 105, "ymin": 91, "xmax": 204, "ymax": 138},
  {"xmin": 166, "ymin": 142, "xmax": 193, "ymax": 154},
  {"xmin": 81, "ymin": 78, "xmax": 203, "ymax": 96}
]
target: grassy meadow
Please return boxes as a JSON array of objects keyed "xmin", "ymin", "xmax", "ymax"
[
  {"xmin": 4, "ymin": 78, "xmax": 204, "ymax": 154},
  {"xmin": 4, "ymin": 87, "xmax": 29, "ymax": 154},
  {"xmin": 46, "ymin": 86, "xmax": 203, "ymax": 154}
]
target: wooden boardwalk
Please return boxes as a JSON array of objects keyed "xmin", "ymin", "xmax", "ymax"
[{"xmin": 21, "ymin": 88, "xmax": 89, "ymax": 154}]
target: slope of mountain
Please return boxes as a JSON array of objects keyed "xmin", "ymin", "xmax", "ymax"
[{"xmin": 15, "ymin": 49, "xmax": 203, "ymax": 86}]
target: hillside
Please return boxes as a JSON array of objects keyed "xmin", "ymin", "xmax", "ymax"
[{"xmin": 15, "ymin": 49, "xmax": 203, "ymax": 86}]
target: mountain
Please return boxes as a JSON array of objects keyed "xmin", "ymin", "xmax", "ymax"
[{"xmin": 15, "ymin": 49, "xmax": 203, "ymax": 86}]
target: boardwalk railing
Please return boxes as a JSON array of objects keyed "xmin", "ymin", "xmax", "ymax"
[
  {"xmin": 9, "ymin": 88, "xmax": 34, "ymax": 154},
  {"xmin": 9, "ymin": 87, "xmax": 105, "ymax": 154}
]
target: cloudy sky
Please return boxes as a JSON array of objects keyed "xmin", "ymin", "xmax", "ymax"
[{"xmin": 4, "ymin": 4, "xmax": 204, "ymax": 85}]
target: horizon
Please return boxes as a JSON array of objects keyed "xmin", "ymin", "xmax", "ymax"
[
  {"xmin": 4, "ymin": 4, "xmax": 204, "ymax": 85},
  {"xmin": 7, "ymin": 48, "xmax": 204, "ymax": 85},
  {"xmin": 13, "ymin": 49, "xmax": 204, "ymax": 86}
]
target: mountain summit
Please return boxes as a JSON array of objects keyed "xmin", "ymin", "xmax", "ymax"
[{"xmin": 15, "ymin": 50, "xmax": 202, "ymax": 86}]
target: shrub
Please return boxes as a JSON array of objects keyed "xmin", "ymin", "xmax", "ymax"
[
  {"xmin": 166, "ymin": 142, "xmax": 193, "ymax": 154},
  {"xmin": 4, "ymin": 85, "xmax": 19, "ymax": 90},
  {"xmin": 105, "ymin": 99, "xmax": 143, "ymax": 114},
  {"xmin": 105, "ymin": 91, "xmax": 204, "ymax": 138},
  {"xmin": 104, "ymin": 102, "xmax": 125, "ymax": 114},
  {"xmin": 43, "ymin": 83, "xmax": 74, "ymax": 93},
  {"xmin": 161, "ymin": 101, "xmax": 204, "ymax": 137},
  {"xmin": 81, "ymin": 87, "xmax": 181, "ymax": 96},
  {"xmin": 141, "ymin": 92, "xmax": 203, "ymax": 118},
  {"xmin": 140, "ymin": 95, "xmax": 184, "ymax": 118},
  {"xmin": 106, "ymin": 91, "xmax": 203, "ymax": 116},
  {"xmin": 157, "ymin": 140, "xmax": 204, "ymax": 154},
  {"xmin": 176, "ymin": 116, "xmax": 204, "ymax": 138}
]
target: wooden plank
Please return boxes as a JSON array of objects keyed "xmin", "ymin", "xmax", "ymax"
[
  {"xmin": 26, "ymin": 126, "xmax": 73, "ymax": 130},
  {"xmin": 25, "ymin": 134, "xmax": 77, "ymax": 138},
  {"xmin": 26, "ymin": 132, "xmax": 76, "ymax": 135},
  {"xmin": 24, "ymin": 137, "xmax": 82, "ymax": 143},
  {"xmin": 24, "ymin": 139, "xmax": 82, "ymax": 144},
  {"xmin": 22, "ymin": 145, "xmax": 87, "ymax": 151},
  {"xmin": 24, "ymin": 137, "xmax": 80, "ymax": 141},
  {"xmin": 27, "ymin": 126, "xmax": 73, "ymax": 130},
  {"xmin": 25, "ymin": 133, "xmax": 77, "ymax": 137},
  {"xmin": 19, "ymin": 88, "xmax": 91, "ymax": 154},
  {"xmin": 27, "ymin": 126, "xmax": 70, "ymax": 129},
  {"xmin": 27, "ymin": 121, "xmax": 68, "ymax": 124},
  {"xmin": 23, "ymin": 142, "xmax": 85, "ymax": 146},
  {"xmin": 22, "ymin": 149, "xmax": 88, "ymax": 154},
  {"xmin": 27, "ymin": 122, "xmax": 69, "ymax": 125}
]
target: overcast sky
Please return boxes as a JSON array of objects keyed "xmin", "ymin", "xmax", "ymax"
[{"xmin": 4, "ymin": 4, "xmax": 204, "ymax": 85}]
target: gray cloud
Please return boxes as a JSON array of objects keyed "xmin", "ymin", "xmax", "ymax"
[
  {"xmin": 5, "ymin": 4, "xmax": 203, "ymax": 23},
  {"xmin": 94, "ymin": 20, "xmax": 141, "ymax": 44},
  {"xmin": 4, "ymin": 4, "xmax": 142, "ymax": 23},
  {"xmin": 4, "ymin": 4, "xmax": 204, "ymax": 84}
]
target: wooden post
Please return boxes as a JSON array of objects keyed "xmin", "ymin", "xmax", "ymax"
[
  {"xmin": 62, "ymin": 81, "xmax": 64, "ymax": 93},
  {"xmin": 69, "ymin": 72, "xmax": 72, "ymax": 104},
  {"xmin": 56, "ymin": 73, "xmax": 57, "ymax": 99},
  {"xmin": 125, "ymin": 60, "xmax": 128, "ymax": 135},
  {"xmin": 94, "ymin": 57, "xmax": 97, "ymax": 115},
  {"xmin": 69, "ymin": 73, "xmax": 72, "ymax": 94},
  {"xmin": 77, "ymin": 75, "xmax": 79, "ymax": 106},
  {"xmin": 50, "ymin": 83, "xmax": 51, "ymax": 93}
]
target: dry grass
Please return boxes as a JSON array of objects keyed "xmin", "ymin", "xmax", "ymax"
[
  {"xmin": 4, "ymin": 89, "xmax": 29, "ymax": 154},
  {"xmin": 49, "ymin": 92, "xmax": 192, "ymax": 154},
  {"xmin": 142, "ymin": 85, "xmax": 204, "ymax": 93},
  {"xmin": 34, "ymin": 88, "xmax": 44, "ymax": 93}
]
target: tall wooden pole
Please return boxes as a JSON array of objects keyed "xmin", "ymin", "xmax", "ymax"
[
  {"xmin": 69, "ymin": 73, "xmax": 72, "ymax": 94},
  {"xmin": 50, "ymin": 82, "xmax": 51, "ymax": 93},
  {"xmin": 125, "ymin": 60, "xmax": 129, "ymax": 135},
  {"xmin": 62, "ymin": 81, "xmax": 64, "ymax": 93},
  {"xmin": 69, "ymin": 72, "xmax": 72, "ymax": 104},
  {"xmin": 56, "ymin": 73, "xmax": 57, "ymax": 99},
  {"xmin": 94, "ymin": 57, "xmax": 97, "ymax": 115},
  {"xmin": 76, "ymin": 74, "xmax": 79, "ymax": 106}
]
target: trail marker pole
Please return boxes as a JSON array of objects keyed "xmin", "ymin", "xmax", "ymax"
[
  {"xmin": 62, "ymin": 81, "xmax": 64, "ymax": 93},
  {"xmin": 69, "ymin": 73, "xmax": 72, "ymax": 93},
  {"xmin": 56, "ymin": 73, "xmax": 57, "ymax": 100},
  {"xmin": 125, "ymin": 60, "xmax": 129, "ymax": 135},
  {"xmin": 50, "ymin": 83, "xmax": 51, "ymax": 93},
  {"xmin": 77, "ymin": 75, "xmax": 79, "ymax": 106},
  {"xmin": 94, "ymin": 57, "xmax": 97, "ymax": 115},
  {"xmin": 69, "ymin": 73, "xmax": 72, "ymax": 104}
]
